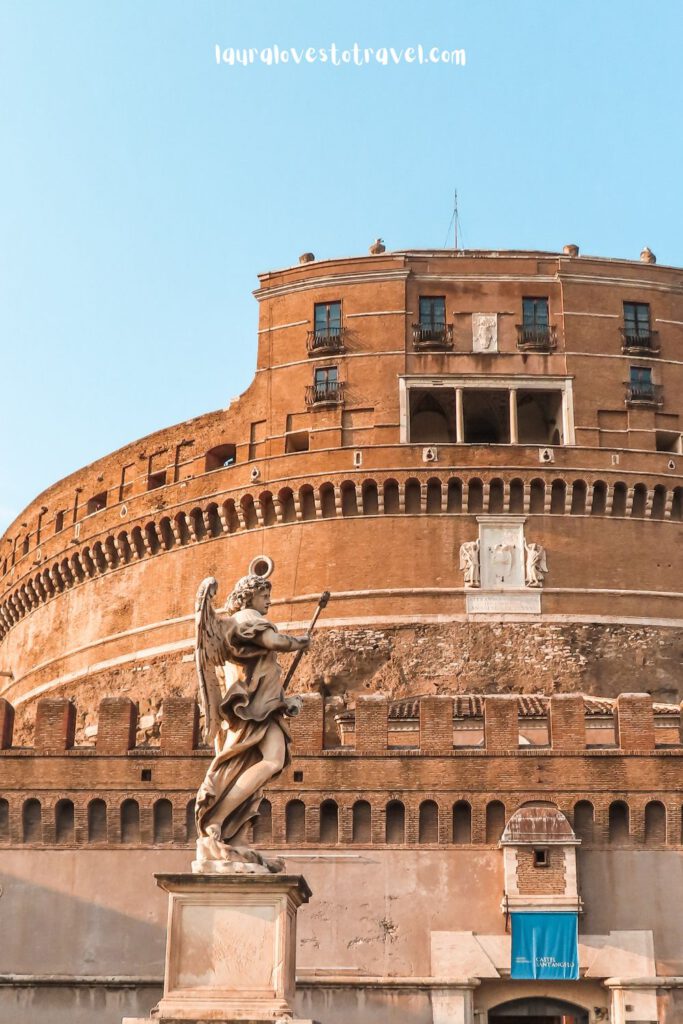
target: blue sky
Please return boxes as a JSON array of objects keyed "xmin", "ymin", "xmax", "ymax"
[{"xmin": 1, "ymin": 1, "xmax": 681, "ymax": 531}]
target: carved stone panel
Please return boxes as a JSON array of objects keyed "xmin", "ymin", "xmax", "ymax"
[{"xmin": 472, "ymin": 313, "xmax": 498, "ymax": 353}]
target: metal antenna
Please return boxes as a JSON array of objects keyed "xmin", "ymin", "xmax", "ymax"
[{"xmin": 443, "ymin": 187, "xmax": 462, "ymax": 250}]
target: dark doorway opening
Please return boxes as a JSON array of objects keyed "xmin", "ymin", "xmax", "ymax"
[{"xmin": 488, "ymin": 996, "xmax": 589, "ymax": 1023}]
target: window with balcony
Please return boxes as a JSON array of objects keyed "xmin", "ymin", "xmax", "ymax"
[
  {"xmin": 413, "ymin": 296, "xmax": 452, "ymax": 348},
  {"xmin": 626, "ymin": 366, "xmax": 660, "ymax": 405},
  {"xmin": 622, "ymin": 302, "xmax": 658, "ymax": 352},
  {"xmin": 306, "ymin": 366, "xmax": 344, "ymax": 406},
  {"xmin": 517, "ymin": 297, "xmax": 555, "ymax": 350},
  {"xmin": 308, "ymin": 301, "xmax": 344, "ymax": 353}
]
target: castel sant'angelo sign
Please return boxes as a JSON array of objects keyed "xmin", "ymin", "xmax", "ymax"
[{"xmin": 1, "ymin": 243, "xmax": 682, "ymax": 1024}]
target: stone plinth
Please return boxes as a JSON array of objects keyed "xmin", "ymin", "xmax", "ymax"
[{"xmin": 130, "ymin": 872, "xmax": 313, "ymax": 1023}]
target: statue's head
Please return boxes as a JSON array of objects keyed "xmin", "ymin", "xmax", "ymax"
[{"xmin": 227, "ymin": 573, "xmax": 272, "ymax": 614}]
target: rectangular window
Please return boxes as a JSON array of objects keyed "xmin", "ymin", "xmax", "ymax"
[
  {"xmin": 314, "ymin": 366, "xmax": 338, "ymax": 386},
  {"xmin": 624, "ymin": 301, "xmax": 650, "ymax": 338},
  {"xmin": 630, "ymin": 365, "xmax": 652, "ymax": 387},
  {"xmin": 55, "ymin": 511, "xmax": 65, "ymax": 534},
  {"xmin": 419, "ymin": 296, "xmax": 446, "ymax": 329},
  {"xmin": 522, "ymin": 297, "xmax": 549, "ymax": 327},
  {"xmin": 314, "ymin": 301, "xmax": 342, "ymax": 336}
]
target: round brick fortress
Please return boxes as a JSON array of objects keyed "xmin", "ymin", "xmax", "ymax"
[{"xmin": 2, "ymin": 247, "xmax": 683, "ymax": 737}]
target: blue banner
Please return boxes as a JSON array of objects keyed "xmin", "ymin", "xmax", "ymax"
[{"xmin": 511, "ymin": 912, "xmax": 579, "ymax": 980}]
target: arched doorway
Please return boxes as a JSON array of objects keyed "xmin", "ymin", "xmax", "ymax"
[{"xmin": 488, "ymin": 996, "xmax": 589, "ymax": 1023}]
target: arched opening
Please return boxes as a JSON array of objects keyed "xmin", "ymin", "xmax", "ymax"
[
  {"xmin": 383, "ymin": 479, "xmax": 400, "ymax": 514},
  {"xmin": 0, "ymin": 798, "xmax": 9, "ymax": 843},
  {"xmin": 570, "ymin": 480, "xmax": 587, "ymax": 515},
  {"xmin": 352, "ymin": 800, "xmax": 371, "ymax": 843},
  {"xmin": 671, "ymin": 487, "xmax": 683, "ymax": 521},
  {"xmin": 241, "ymin": 496, "xmax": 258, "ymax": 530},
  {"xmin": 446, "ymin": 477, "xmax": 463, "ymax": 513},
  {"xmin": 253, "ymin": 799, "xmax": 272, "ymax": 844},
  {"xmin": 205, "ymin": 503, "xmax": 222, "ymax": 537},
  {"xmin": 121, "ymin": 799, "xmax": 140, "ymax": 844},
  {"xmin": 362, "ymin": 480, "xmax": 379, "ymax": 515},
  {"xmin": 55, "ymin": 799, "xmax": 75, "ymax": 844},
  {"xmin": 486, "ymin": 800, "xmax": 506, "ymax": 843},
  {"xmin": 404, "ymin": 478, "xmax": 421, "ymax": 514},
  {"xmin": 205, "ymin": 444, "xmax": 236, "ymax": 471},
  {"xmin": 319, "ymin": 483, "xmax": 336, "ymax": 518},
  {"xmin": 340, "ymin": 481, "xmax": 358, "ymax": 517},
  {"xmin": 467, "ymin": 478, "xmax": 483, "ymax": 513},
  {"xmin": 529, "ymin": 478, "xmax": 545, "ymax": 514},
  {"xmin": 573, "ymin": 800, "xmax": 594, "ymax": 844},
  {"xmin": 608, "ymin": 800, "xmax": 629, "ymax": 844},
  {"xmin": 591, "ymin": 480, "xmax": 607, "ymax": 515},
  {"xmin": 509, "ymin": 478, "xmax": 524, "ymax": 514},
  {"xmin": 488, "ymin": 478, "xmax": 504, "ymax": 514},
  {"xmin": 185, "ymin": 799, "xmax": 196, "ymax": 842},
  {"xmin": 259, "ymin": 491, "xmax": 277, "ymax": 527},
  {"xmin": 631, "ymin": 483, "xmax": 647, "ymax": 518},
  {"xmin": 299, "ymin": 485, "xmax": 316, "ymax": 521},
  {"xmin": 550, "ymin": 478, "xmax": 566, "ymax": 514},
  {"xmin": 489, "ymin": 996, "xmax": 589, "ymax": 1023},
  {"xmin": 418, "ymin": 800, "xmax": 439, "ymax": 843},
  {"xmin": 222, "ymin": 500, "xmax": 240, "ymax": 533},
  {"xmin": 611, "ymin": 481, "xmax": 628, "ymax": 517},
  {"xmin": 153, "ymin": 799, "xmax": 173, "ymax": 844},
  {"xmin": 385, "ymin": 800, "xmax": 405, "ymax": 844},
  {"xmin": 644, "ymin": 800, "xmax": 666, "ymax": 845},
  {"xmin": 285, "ymin": 800, "xmax": 306, "ymax": 843},
  {"xmin": 278, "ymin": 488, "xmax": 296, "ymax": 524},
  {"xmin": 452, "ymin": 801, "xmax": 472, "ymax": 844},
  {"xmin": 319, "ymin": 800, "xmax": 339, "ymax": 844},
  {"xmin": 426, "ymin": 478, "xmax": 442, "ymax": 514},
  {"xmin": 88, "ymin": 799, "xmax": 107, "ymax": 842},
  {"xmin": 409, "ymin": 390, "xmax": 457, "ymax": 443},
  {"xmin": 651, "ymin": 485, "xmax": 667, "ymax": 520},
  {"xmin": 22, "ymin": 799, "xmax": 41, "ymax": 843}
]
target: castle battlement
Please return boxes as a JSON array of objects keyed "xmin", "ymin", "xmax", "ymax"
[{"xmin": 0, "ymin": 692, "xmax": 680, "ymax": 852}]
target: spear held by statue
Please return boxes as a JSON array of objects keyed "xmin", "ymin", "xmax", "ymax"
[{"xmin": 282, "ymin": 590, "xmax": 330, "ymax": 692}]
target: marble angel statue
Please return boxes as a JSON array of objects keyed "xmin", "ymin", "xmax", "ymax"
[
  {"xmin": 193, "ymin": 571, "xmax": 313, "ymax": 873},
  {"xmin": 524, "ymin": 541, "xmax": 549, "ymax": 588}
]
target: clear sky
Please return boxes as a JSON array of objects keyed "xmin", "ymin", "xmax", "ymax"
[{"xmin": 1, "ymin": 0, "xmax": 681, "ymax": 532}]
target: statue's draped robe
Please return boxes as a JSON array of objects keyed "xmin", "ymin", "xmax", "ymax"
[{"xmin": 195, "ymin": 609, "xmax": 291, "ymax": 841}]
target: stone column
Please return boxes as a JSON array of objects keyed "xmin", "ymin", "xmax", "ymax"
[
  {"xmin": 150, "ymin": 872, "xmax": 314, "ymax": 1022},
  {"xmin": 509, "ymin": 389, "xmax": 518, "ymax": 444},
  {"xmin": 456, "ymin": 388, "xmax": 464, "ymax": 443}
]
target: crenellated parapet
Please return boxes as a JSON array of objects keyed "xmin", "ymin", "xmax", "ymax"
[{"xmin": 0, "ymin": 692, "xmax": 680, "ymax": 851}]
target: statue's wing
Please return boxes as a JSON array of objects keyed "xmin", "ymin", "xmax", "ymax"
[
  {"xmin": 194, "ymin": 577, "xmax": 230, "ymax": 745},
  {"xmin": 540, "ymin": 550, "xmax": 548, "ymax": 572},
  {"xmin": 459, "ymin": 546, "xmax": 467, "ymax": 569}
]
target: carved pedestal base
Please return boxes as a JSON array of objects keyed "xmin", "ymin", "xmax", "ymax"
[{"xmin": 123, "ymin": 872, "xmax": 313, "ymax": 1023}]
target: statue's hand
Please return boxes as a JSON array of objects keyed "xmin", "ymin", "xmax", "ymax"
[{"xmin": 292, "ymin": 634, "xmax": 311, "ymax": 652}]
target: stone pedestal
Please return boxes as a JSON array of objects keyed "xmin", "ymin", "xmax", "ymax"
[{"xmin": 124, "ymin": 872, "xmax": 313, "ymax": 1023}]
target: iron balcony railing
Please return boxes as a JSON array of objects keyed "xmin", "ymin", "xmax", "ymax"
[
  {"xmin": 306, "ymin": 326, "xmax": 345, "ymax": 354},
  {"xmin": 625, "ymin": 382, "xmax": 663, "ymax": 406},
  {"xmin": 515, "ymin": 324, "xmax": 558, "ymax": 351},
  {"xmin": 305, "ymin": 380, "xmax": 346, "ymax": 406},
  {"xmin": 619, "ymin": 327, "xmax": 660, "ymax": 354},
  {"xmin": 412, "ymin": 322, "xmax": 454, "ymax": 349}
]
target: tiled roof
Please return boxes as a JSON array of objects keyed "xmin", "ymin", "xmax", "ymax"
[{"xmin": 336, "ymin": 694, "xmax": 680, "ymax": 723}]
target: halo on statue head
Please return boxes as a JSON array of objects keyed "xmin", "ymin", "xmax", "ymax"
[{"xmin": 248, "ymin": 554, "xmax": 274, "ymax": 580}]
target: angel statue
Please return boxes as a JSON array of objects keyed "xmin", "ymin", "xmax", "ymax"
[
  {"xmin": 524, "ymin": 541, "xmax": 549, "ymax": 588},
  {"xmin": 193, "ymin": 572, "xmax": 311, "ymax": 873}
]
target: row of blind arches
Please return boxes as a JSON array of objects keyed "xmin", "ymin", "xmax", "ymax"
[
  {"xmin": 3, "ymin": 796, "xmax": 673, "ymax": 846},
  {"xmin": 2, "ymin": 473, "xmax": 681, "ymax": 640}
]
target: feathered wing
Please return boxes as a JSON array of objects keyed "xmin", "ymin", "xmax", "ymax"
[{"xmin": 194, "ymin": 577, "xmax": 230, "ymax": 745}]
